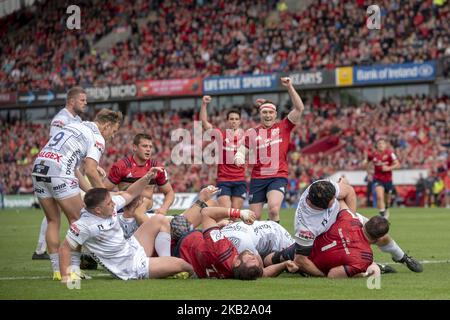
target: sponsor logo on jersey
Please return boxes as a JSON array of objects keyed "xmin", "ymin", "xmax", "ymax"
[
  {"xmin": 38, "ymin": 151, "xmax": 63, "ymax": 163},
  {"xmin": 70, "ymin": 223, "xmax": 80, "ymax": 236},
  {"xmin": 32, "ymin": 162, "xmax": 50, "ymax": 175},
  {"xmin": 227, "ymin": 237, "xmax": 241, "ymax": 249},
  {"xmin": 65, "ymin": 149, "xmax": 81, "ymax": 175},
  {"xmin": 51, "ymin": 120, "xmax": 65, "ymax": 128},
  {"xmin": 34, "ymin": 187, "xmax": 45, "ymax": 194},
  {"xmin": 254, "ymin": 223, "xmax": 272, "ymax": 235},
  {"xmin": 209, "ymin": 229, "xmax": 225, "ymax": 242},
  {"xmin": 298, "ymin": 230, "xmax": 315, "ymax": 241},
  {"xmin": 69, "ymin": 179, "xmax": 79, "ymax": 189},
  {"xmin": 53, "ymin": 183, "xmax": 66, "ymax": 190},
  {"xmin": 94, "ymin": 141, "xmax": 105, "ymax": 153}
]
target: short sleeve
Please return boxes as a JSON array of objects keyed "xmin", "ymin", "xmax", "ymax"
[
  {"xmin": 107, "ymin": 162, "xmax": 123, "ymax": 185},
  {"xmin": 203, "ymin": 227, "xmax": 235, "ymax": 263},
  {"xmin": 66, "ymin": 221, "xmax": 90, "ymax": 247},
  {"xmin": 86, "ymin": 134, "xmax": 104, "ymax": 163},
  {"xmin": 112, "ymin": 195, "xmax": 126, "ymax": 211},
  {"xmin": 155, "ymin": 168, "xmax": 169, "ymax": 186}
]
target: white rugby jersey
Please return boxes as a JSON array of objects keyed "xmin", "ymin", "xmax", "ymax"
[
  {"xmin": 50, "ymin": 108, "xmax": 82, "ymax": 137},
  {"xmin": 221, "ymin": 221, "xmax": 294, "ymax": 257},
  {"xmin": 32, "ymin": 121, "xmax": 105, "ymax": 178},
  {"xmin": 293, "ymin": 179, "xmax": 341, "ymax": 247},
  {"xmin": 66, "ymin": 195, "xmax": 139, "ymax": 280}
]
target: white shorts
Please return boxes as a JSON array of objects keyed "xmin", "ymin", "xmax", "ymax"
[
  {"xmin": 129, "ymin": 236, "xmax": 150, "ymax": 280},
  {"xmin": 32, "ymin": 176, "xmax": 80, "ymax": 200}
]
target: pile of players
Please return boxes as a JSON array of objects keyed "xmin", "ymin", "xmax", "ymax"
[{"xmin": 31, "ymin": 81, "xmax": 422, "ymax": 282}]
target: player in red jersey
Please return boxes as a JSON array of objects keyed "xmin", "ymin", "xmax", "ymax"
[
  {"xmin": 170, "ymin": 186, "xmax": 299, "ymax": 279},
  {"xmin": 308, "ymin": 210, "xmax": 389, "ymax": 278},
  {"xmin": 199, "ymin": 95, "xmax": 246, "ymax": 209},
  {"xmin": 365, "ymin": 138, "xmax": 400, "ymax": 219},
  {"xmin": 234, "ymin": 77, "xmax": 304, "ymax": 222},
  {"xmin": 104, "ymin": 133, "xmax": 174, "ymax": 215}
]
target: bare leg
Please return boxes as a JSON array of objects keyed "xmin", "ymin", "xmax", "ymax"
[
  {"xmin": 39, "ymin": 198, "xmax": 61, "ymax": 254},
  {"xmin": 56, "ymin": 194, "xmax": 84, "ymax": 224},
  {"xmin": 134, "ymin": 215, "xmax": 169, "ymax": 257},
  {"xmin": 250, "ymin": 203, "xmax": 264, "ymax": 220},
  {"xmin": 267, "ymin": 190, "xmax": 284, "ymax": 222},
  {"xmin": 231, "ymin": 196, "xmax": 244, "ymax": 210},
  {"xmin": 217, "ymin": 195, "xmax": 231, "ymax": 208},
  {"xmin": 148, "ymin": 256, "xmax": 194, "ymax": 279}
]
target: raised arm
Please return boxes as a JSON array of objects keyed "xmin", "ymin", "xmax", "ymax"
[
  {"xmin": 281, "ymin": 77, "xmax": 305, "ymax": 124},
  {"xmin": 199, "ymin": 95, "xmax": 213, "ymax": 130},
  {"xmin": 121, "ymin": 167, "xmax": 163, "ymax": 206}
]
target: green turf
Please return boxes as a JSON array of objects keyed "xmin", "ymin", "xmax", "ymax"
[{"xmin": 0, "ymin": 207, "xmax": 449, "ymax": 299}]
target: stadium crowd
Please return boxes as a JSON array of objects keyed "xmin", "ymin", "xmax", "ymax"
[
  {"xmin": 1, "ymin": 95, "xmax": 449, "ymax": 207},
  {"xmin": 1, "ymin": 0, "xmax": 449, "ymax": 92}
]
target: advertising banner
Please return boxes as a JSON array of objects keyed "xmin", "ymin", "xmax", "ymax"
[
  {"xmin": 137, "ymin": 78, "xmax": 202, "ymax": 97},
  {"xmin": 203, "ymin": 74, "xmax": 278, "ymax": 94},
  {"xmin": 353, "ymin": 61, "xmax": 436, "ymax": 85}
]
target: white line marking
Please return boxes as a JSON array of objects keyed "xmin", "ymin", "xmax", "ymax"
[
  {"xmin": 0, "ymin": 260, "xmax": 449, "ymax": 280},
  {"xmin": 0, "ymin": 273, "xmax": 111, "ymax": 281}
]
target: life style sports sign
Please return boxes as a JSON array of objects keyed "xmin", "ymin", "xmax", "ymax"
[{"xmin": 203, "ymin": 74, "xmax": 278, "ymax": 94}]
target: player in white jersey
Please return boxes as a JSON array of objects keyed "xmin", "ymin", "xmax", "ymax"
[
  {"xmin": 220, "ymin": 220, "xmax": 294, "ymax": 261},
  {"xmin": 59, "ymin": 168, "xmax": 194, "ymax": 281},
  {"xmin": 268, "ymin": 179, "xmax": 423, "ymax": 275},
  {"xmin": 32, "ymin": 108, "xmax": 123, "ymax": 280},
  {"xmin": 33, "ymin": 87, "xmax": 88, "ymax": 260}
]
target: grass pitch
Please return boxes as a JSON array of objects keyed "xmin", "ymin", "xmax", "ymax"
[{"xmin": 0, "ymin": 207, "xmax": 449, "ymax": 300}]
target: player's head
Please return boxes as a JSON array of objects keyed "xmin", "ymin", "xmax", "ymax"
[
  {"xmin": 364, "ymin": 216, "xmax": 390, "ymax": 243},
  {"xmin": 306, "ymin": 180, "xmax": 336, "ymax": 210},
  {"xmin": 132, "ymin": 133, "xmax": 153, "ymax": 161},
  {"xmin": 95, "ymin": 109, "xmax": 123, "ymax": 141},
  {"xmin": 84, "ymin": 188, "xmax": 115, "ymax": 217},
  {"xmin": 232, "ymin": 250, "xmax": 263, "ymax": 280},
  {"xmin": 66, "ymin": 86, "xmax": 87, "ymax": 116},
  {"xmin": 257, "ymin": 100, "xmax": 277, "ymax": 128},
  {"xmin": 226, "ymin": 109, "xmax": 241, "ymax": 130},
  {"xmin": 375, "ymin": 138, "xmax": 387, "ymax": 151}
]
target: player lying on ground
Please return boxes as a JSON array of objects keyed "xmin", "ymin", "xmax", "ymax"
[
  {"xmin": 267, "ymin": 179, "xmax": 423, "ymax": 276},
  {"xmin": 218, "ymin": 219, "xmax": 295, "ymax": 267},
  {"xmin": 59, "ymin": 168, "xmax": 194, "ymax": 282},
  {"xmin": 168, "ymin": 186, "xmax": 299, "ymax": 279},
  {"xmin": 268, "ymin": 208, "xmax": 390, "ymax": 278}
]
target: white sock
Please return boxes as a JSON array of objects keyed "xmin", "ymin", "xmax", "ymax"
[
  {"xmin": 71, "ymin": 251, "xmax": 81, "ymax": 269},
  {"xmin": 49, "ymin": 253, "xmax": 60, "ymax": 273},
  {"xmin": 154, "ymin": 232, "xmax": 171, "ymax": 257},
  {"xmin": 35, "ymin": 217, "xmax": 48, "ymax": 254},
  {"xmin": 379, "ymin": 240, "xmax": 404, "ymax": 261}
]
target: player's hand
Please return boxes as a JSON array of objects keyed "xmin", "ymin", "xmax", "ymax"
[
  {"xmin": 381, "ymin": 165, "xmax": 389, "ymax": 172},
  {"xmin": 280, "ymin": 77, "xmax": 292, "ymax": 87},
  {"xmin": 363, "ymin": 263, "xmax": 381, "ymax": 278},
  {"xmin": 255, "ymin": 98, "xmax": 266, "ymax": 106},
  {"xmin": 202, "ymin": 95, "xmax": 212, "ymax": 104},
  {"xmin": 285, "ymin": 260, "xmax": 300, "ymax": 273},
  {"xmin": 234, "ymin": 152, "xmax": 245, "ymax": 166},
  {"xmin": 146, "ymin": 167, "xmax": 164, "ymax": 179},
  {"xmin": 239, "ymin": 209, "xmax": 256, "ymax": 224},
  {"xmin": 199, "ymin": 185, "xmax": 219, "ymax": 202}
]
